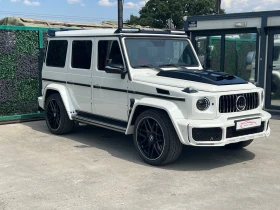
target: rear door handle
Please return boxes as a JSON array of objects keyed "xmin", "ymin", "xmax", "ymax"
[{"xmin": 68, "ymin": 81, "xmax": 74, "ymax": 84}]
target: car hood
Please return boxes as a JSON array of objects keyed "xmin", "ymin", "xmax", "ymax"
[{"xmin": 133, "ymin": 69, "xmax": 257, "ymax": 92}]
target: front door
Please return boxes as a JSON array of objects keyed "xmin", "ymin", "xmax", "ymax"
[
  {"xmin": 266, "ymin": 28, "xmax": 280, "ymax": 109},
  {"xmin": 66, "ymin": 38, "xmax": 93, "ymax": 113},
  {"xmin": 92, "ymin": 37, "xmax": 129, "ymax": 122}
]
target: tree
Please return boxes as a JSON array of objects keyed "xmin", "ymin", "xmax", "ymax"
[{"xmin": 127, "ymin": 0, "xmax": 225, "ymax": 29}]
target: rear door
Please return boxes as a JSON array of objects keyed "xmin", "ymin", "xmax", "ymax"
[{"xmin": 66, "ymin": 38, "xmax": 93, "ymax": 113}]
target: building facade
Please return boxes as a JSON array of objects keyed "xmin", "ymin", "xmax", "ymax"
[{"xmin": 184, "ymin": 10, "xmax": 280, "ymax": 113}]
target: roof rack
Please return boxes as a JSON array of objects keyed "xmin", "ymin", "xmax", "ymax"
[
  {"xmin": 114, "ymin": 28, "xmax": 187, "ymax": 35},
  {"xmin": 47, "ymin": 27, "xmax": 188, "ymax": 37},
  {"xmin": 47, "ymin": 28, "xmax": 85, "ymax": 37}
]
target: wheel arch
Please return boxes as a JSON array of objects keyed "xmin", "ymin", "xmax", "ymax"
[
  {"xmin": 126, "ymin": 98, "xmax": 186, "ymax": 144},
  {"xmin": 43, "ymin": 84, "xmax": 75, "ymax": 119}
]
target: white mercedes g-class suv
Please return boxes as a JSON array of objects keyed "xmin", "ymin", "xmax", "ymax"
[{"xmin": 38, "ymin": 28, "xmax": 271, "ymax": 166}]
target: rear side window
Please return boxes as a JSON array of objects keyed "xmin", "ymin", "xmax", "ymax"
[
  {"xmin": 46, "ymin": 40, "xmax": 68, "ymax": 68},
  {"xmin": 71, "ymin": 40, "xmax": 93, "ymax": 69}
]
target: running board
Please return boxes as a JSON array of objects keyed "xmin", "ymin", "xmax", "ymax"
[{"xmin": 72, "ymin": 111, "xmax": 127, "ymax": 133}]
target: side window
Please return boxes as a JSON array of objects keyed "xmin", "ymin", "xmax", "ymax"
[
  {"xmin": 98, "ymin": 40, "xmax": 124, "ymax": 71},
  {"xmin": 71, "ymin": 40, "xmax": 92, "ymax": 69},
  {"xmin": 46, "ymin": 40, "xmax": 68, "ymax": 68}
]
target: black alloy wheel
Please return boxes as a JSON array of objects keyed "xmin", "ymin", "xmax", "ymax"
[
  {"xmin": 45, "ymin": 93, "xmax": 74, "ymax": 135},
  {"xmin": 133, "ymin": 109, "xmax": 183, "ymax": 166},
  {"xmin": 46, "ymin": 99, "xmax": 61, "ymax": 130},
  {"xmin": 136, "ymin": 117, "xmax": 165, "ymax": 160}
]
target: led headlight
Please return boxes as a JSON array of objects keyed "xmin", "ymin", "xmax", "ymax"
[{"xmin": 196, "ymin": 97, "xmax": 210, "ymax": 111}]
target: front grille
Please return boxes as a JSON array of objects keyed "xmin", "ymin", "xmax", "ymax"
[
  {"xmin": 226, "ymin": 122, "xmax": 265, "ymax": 138},
  {"xmin": 219, "ymin": 92, "xmax": 259, "ymax": 113},
  {"xmin": 192, "ymin": 127, "xmax": 222, "ymax": 141}
]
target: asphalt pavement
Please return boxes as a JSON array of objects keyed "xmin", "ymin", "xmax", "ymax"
[{"xmin": 0, "ymin": 116, "xmax": 280, "ymax": 210}]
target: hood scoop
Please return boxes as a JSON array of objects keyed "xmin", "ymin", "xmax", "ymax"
[{"xmin": 156, "ymin": 69, "xmax": 248, "ymax": 86}]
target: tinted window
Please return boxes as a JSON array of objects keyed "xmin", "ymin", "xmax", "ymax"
[
  {"xmin": 46, "ymin": 40, "xmax": 68, "ymax": 68},
  {"xmin": 98, "ymin": 40, "xmax": 123, "ymax": 70},
  {"xmin": 72, "ymin": 40, "xmax": 92, "ymax": 69}
]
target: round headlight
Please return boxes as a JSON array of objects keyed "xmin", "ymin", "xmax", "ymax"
[{"xmin": 196, "ymin": 98, "xmax": 210, "ymax": 111}]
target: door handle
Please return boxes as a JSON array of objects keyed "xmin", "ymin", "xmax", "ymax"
[
  {"xmin": 94, "ymin": 84, "xmax": 101, "ymax": 88},
  {"xmin": 68, "ymin": 81, "xmax": 74, "ymax": 84}
]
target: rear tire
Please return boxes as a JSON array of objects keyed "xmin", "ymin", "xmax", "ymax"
[
  {"xmin": 133, "ymin": 109, "xmax": 183, "ymax": 166},
  {"xmin": 224, "ymin": 139, "xmax": 253, "ymax": 149},
  {"xmin": 45, "ymin": 93, "xmax": 74, "ymax": 135}
]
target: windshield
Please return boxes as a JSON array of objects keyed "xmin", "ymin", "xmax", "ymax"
[{"xmin": 124, "ymin": 38, "xmax": 199, "ymax": 68}]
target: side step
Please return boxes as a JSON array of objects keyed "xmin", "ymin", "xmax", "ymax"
[{"xmin": 72, "ymin": 111, "xmax": 127, "ymax": 133}]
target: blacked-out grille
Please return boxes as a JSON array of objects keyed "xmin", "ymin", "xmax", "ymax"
[
  {"xmin": 219, "ymin": 92, "xmax": 259, "ymax": 113},
  {"xmin": 192, "ymin": 127, "xmax": 222, "ymax": 141},
  {"xmin": 226, "ymin": 122, "xmax": 265, "ymax": 138}
]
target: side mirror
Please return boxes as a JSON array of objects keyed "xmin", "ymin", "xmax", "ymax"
[
  {"xmin": 246, "ymin": 51, "xmax": 255, "ymax": 64},
  {"xmin": 105, "ymin": 64, "xmax": 125, "ymax": 74}
]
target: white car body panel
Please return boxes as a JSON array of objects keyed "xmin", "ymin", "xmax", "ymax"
[
  {"xmin": 42, "ymin": 83, "xmax": 76, "ymax": 119},
  {"xmin": 39, "ymin": 29, "xmax": 272, "ymax": 148}
]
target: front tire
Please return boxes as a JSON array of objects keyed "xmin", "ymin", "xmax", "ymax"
[
  {"xmin": 133, "ymin": 109, "xmax": 183, "ymax": 166},
  {"xmin": 45, "ymin": 93, "xmax": 74, "ymax": 135},
  {"xmin": 224, "ymin": 139, "xmax": 253, "ymax": 149}
]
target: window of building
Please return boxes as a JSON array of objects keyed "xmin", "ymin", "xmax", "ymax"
[
  {"xmin": 224, "ymin": 33, "xmax": 257, "ymax": 82},
  {"xmin": 98, "ymin": 40, "xmax": 124, "ymax": 70},
  {"xmin": 71, "ymin": 40, "xmax": 92, "ymax": 69},
  {"xmin": 46, "ymin": 40, "xmax": 68, "ymax": 68}
]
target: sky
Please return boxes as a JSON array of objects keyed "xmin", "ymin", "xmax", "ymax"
[{"xmin": 0, "ymin": 0, "xmax": 279, "ymax": 23}]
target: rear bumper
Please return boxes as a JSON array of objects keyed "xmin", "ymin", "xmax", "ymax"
[
  {"xmin": 176, "ymin": 110, "xmax": 271, "ymax": 146},
  {"xmin": 38, "ymin": 96, "xmax": 44, "ymax": 110}
]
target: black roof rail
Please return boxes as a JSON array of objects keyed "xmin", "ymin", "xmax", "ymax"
[
  {"xmin": 47, "ymin": 27, "xmax": 188, "ymax": 37},
  {"xmin": 47, "ymin": 28, "xmax": 85, "ymax": 37},
  {"xmin": 114, "ymin": 28, "xmax": 141, "ymax": 33},
  {"xmin": 114, "ymin": 28, "xmax": 188, "ymax": 35}
]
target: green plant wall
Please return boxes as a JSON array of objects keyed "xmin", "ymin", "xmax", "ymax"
[
  {"xmin": 224, "ymin": 38, "xmax": 256, "ymax": 81},
  {"xmin": 206, "ymin": 37, "xmax": 256, "ymax": 81},
  {"xmin": 0, "ymin": 28, "xmax": 46, "ymax": 117},
  {"xmin": 210, "ymin": 39, "xmax": 221, "ymax": 71}
]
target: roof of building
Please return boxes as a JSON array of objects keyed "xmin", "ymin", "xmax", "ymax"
[{"xmin": 0, "ymin": 16, "xmax": 157, "ymax": 29}]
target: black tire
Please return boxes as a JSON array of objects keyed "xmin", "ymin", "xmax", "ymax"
[
  {"xmin": 224, "ymin": 139, "xmax": 253, "ymax": 149},
  {"xmin": 133, "ymin": 109, "xmax": 183, "ymax": 166},
  {"xmin": 45, "ymin": 93, "xmax": 74, "ymax": 135}
]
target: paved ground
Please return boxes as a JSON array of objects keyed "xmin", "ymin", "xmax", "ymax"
[{"xmin": 0, "ymin": 116, "xmax": 280, "ymax": 210}]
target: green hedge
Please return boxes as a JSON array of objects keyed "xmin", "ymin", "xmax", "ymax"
[{"xmin": 0, "ymin": 27, "xmax": 47, "ymax": 117}]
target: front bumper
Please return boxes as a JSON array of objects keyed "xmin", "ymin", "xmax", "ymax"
[{"xmin": 176, "ymin": 110, "xmax": 271, "ymax": 146}]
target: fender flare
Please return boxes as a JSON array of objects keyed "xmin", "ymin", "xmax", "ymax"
[
  {"xmin": 43, "ymin": 84, "xmax": 76, "ymax": 119},
  {"xmin": 126, "ymin": 98, "xmax": 186, "ymax": 143}
]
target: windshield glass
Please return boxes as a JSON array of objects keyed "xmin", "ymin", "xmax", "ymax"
[{"xmin": 124, "ymin": 38, "xmax": 199, "ymax": 68}]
